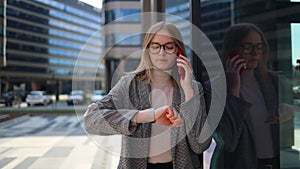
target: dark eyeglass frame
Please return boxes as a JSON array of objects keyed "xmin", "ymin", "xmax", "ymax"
[
  {"xmin": 240, "ymin": 42, "xmax": 266, "ymax": 55},
  {"xmin": 148, "ymin": 42, "xmax": 178, "ymax": 54}
]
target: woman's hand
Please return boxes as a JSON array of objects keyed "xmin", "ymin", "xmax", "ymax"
[
  {"xmin": 177, "ymin": 54, "xmax": 194, "ymax": 101},
  {"xmin": 155, "ymin": 105, "xmax": 183, "ymax": 127},
  {"xmin": 225, "ymin": 53, "xmax": 246, "ymax": 97}
]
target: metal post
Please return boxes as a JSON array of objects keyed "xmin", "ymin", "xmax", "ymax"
[
  {"xmin": 141, "ymin": 0, "xmax": 151, "ymax": 33},
  {"xmin": 190, "ymin": 0, "xmax": 205, "ymax": 83}
]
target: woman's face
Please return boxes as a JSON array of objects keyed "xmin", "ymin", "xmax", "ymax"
[
  {"xmin": 148, "ymin": 29, "xmax": 177, "ymax": 71},
  {"xmin": 238, "ymin": 30, "xmax": 266, "ymax": 70}
]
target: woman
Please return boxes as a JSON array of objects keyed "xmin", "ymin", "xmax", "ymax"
[
  {"xmin": 84, "ymin": 22, "xmax": 210, "ymax": 169},
  {"xmin": 216, "ymin": 23, "xmax": 281, "ymax": 169}
]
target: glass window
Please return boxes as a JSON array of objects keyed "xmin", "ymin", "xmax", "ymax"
[
  {"xmin": 6, "ymin": 42, "xmax": 48, "ymax": 54},
  {"xmin": 8, "ymin": 0, "xmax": 48, "ymax": 15},
  {"xmin": 49, "ymin": 19, "xmax": 95, "ymax": 36},
  {"xmin": 7, "ymin": 20, "xmax": 48, "ymax": 34},
  {"xmin": 105, "ymin": 9, "xmax": 141, "ymax": 24},
  {"xmin": 166, "ymin": 0, "xmax": 191, "ymax": 49},
  {"xmin": 106, "ymin": 33, "xmax": 141, "ymax": 46},
  {"xmin": 49, "ymin": 10, "xmax": 100, "ymax": 30},
  {"xmin": 288, "ymin": 22, "xmax": 300, "ymax": 168},
  {"xmin": 34, "ymin": 0, "xmax": 101, "ymax": 23},
  {"xmin": 7, "ymin": 31, "xmax": 48, "ymax": 43}
]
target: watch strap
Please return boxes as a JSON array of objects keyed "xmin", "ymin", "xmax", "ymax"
[{"xmin": 149, "ymin": 107, "xmax": 156, "ymax": 123}]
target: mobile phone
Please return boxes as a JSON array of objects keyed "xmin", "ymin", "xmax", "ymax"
[
  {"xmin": 229, "ymin": 50, "xmax": 246, "ymax": 74},
  {"xmin": 177, "ymin": 48, "xmax": 185, "ymax": 79}
]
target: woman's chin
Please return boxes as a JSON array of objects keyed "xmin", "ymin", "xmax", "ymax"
[{"xmin": 246, "ymin": 63, "xmax": 258, "ymax": 70}]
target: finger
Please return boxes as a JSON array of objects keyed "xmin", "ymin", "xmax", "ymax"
[
  {"xmin": 171, "ymin": 119, "xmax": 184, "ymax": 126},
  {"xmin": 166, "ymin": 107, "xmax": 174, "ymax": 118},
  {"xmin": 234, "ymin": 60, "xmax": 246, "ymax": 72},
  {"xmin": 169, "ymin": 112, "xmax": 178, "ymax": 121},
  {"xmin": 178, "ymin": 55, "xmax": 192, "ymax": 68},
  {"xmin": 229, "ymin": 57, "xmax": 245, "ymax": 73},
  {"xmin": 177, "ymin": 63, "xmax": 193, "ymax": 77},
  {"xmin": 237, "ymin": 62, "xmax": 247, "ymax": 72},
  {"xmin": 225, "ymin": 59, "xmax": 232, "ymax": 72},
  {"xmin": 227, "ymin": 55, "xmax": 241, "ymax": 71},
  {"xmin": 169, "ymin": 109, "xmax": 181, "ymax": 123},
  {"xmin": 177, "ymin": 56, "xmax": 192, "ymax": 70},
  {"xmin": 227, "ymin": 55, "xmax": 238, "ymax": 69}
]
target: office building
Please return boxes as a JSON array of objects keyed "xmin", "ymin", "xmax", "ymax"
[
  {"xmin": 0, "ymin": 0, "xmax": 104, "ymax": 98},
  {"xmin": 102, "ymin": 0, "xmax": 141, "ymax": 90}
]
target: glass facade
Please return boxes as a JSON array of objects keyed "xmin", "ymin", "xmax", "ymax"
[
  {"xmin": 106, "ymin": 33, "xmax": 141, "ymax": 46},
  {"xmin": 105, "ymin": 9, "xmax": 141, "ymax": 24},
  {"xmin": 166, "ymin": 0, "xmax": 190, "ymax": 47},
  {"xmin": 1, "ymin": 0, "xmax": 104, "ymax": 93},
  {"xmin": 165, "ymin": 0, "xmax": 231, "ymax": 54},
  {"xmin": 165, "ymin": 0, "xmax": 300, "ymax": 168}
]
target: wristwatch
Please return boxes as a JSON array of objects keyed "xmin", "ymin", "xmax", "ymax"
[{"xmin": 149, "ymin": 108, "xmax": 156, "ymax": 123}]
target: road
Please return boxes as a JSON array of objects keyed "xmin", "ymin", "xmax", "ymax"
[
  {"xmin": 0, "ymin": 101, "xmax": 87, "ymax": 111},
  {"xmin": 0, "ymin": 114, "xmax": 120, "ymax": 169}
]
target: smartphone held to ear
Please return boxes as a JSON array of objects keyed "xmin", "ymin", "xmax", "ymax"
[
  {"xmin": 177, "ymin": 48, "xmax": 185, "ymax": 79},
  {"xmin": 229, "ymin": 50, "xmax": 246, "ymax": 74}
]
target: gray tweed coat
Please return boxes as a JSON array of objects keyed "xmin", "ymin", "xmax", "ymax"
[{"xmin": 84, "ymin": 74, "xmax": 211, "ymax": 169}]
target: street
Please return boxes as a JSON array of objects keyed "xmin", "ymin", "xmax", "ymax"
[
  {"xmin": 0, "ymin": 114, "xmax": 120, "ymax": 169},
  {"xmin": 0, "ymin": 101, "xmax": 88, "ymax": 112}
]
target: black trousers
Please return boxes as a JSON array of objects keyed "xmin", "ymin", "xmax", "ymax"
[
  {"xmin": 257, "ymin": 157, "xmax": 279, "ymax": 169},
  {"xmin": 147, "ymin": 162, "xmax": 173, "ymax": 169}
]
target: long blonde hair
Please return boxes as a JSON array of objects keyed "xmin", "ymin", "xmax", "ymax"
[{"xmin": 130, "ymin": 21, "xmax": 187, "ymax": 84}]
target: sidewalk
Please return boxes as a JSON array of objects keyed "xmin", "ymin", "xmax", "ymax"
[
  {"xmin": 1, "ymin": 107, "xmax": 299, "ymax": 168},
  {"xmin": 0, "ymin": 114, "xmax": 120, "ymax": 169}
]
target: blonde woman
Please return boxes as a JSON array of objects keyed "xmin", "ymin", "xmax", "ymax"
[
  {"xmin": 84, "ymin": 22, "xmax": 210, "ymax": 169},
  {"xmin": 215, "ymin": 23, "xmax": 284, "ymax": 169}
]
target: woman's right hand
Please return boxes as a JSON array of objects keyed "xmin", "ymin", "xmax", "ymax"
[
  {"xmin": 155, "ymin": 105, "xmax": 183, "ymax": 127},
  {"xmin": 225, "ymin": 53, "xmax": 246, "ymax": 97}
]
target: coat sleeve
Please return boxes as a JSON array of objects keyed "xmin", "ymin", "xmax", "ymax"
[
  {"xmin": 180, "ymin": 81, "xmax": 212, "ymax": 154},
  {"xmin": 216, "ymin": 94, "xmax": 252, "ymax": 152},
  {"xmin": 83, "ymin": 76, "xmax": 139, "ymax": 136}
]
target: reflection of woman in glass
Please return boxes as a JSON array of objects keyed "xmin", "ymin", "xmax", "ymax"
[
  {"xmin": 216, "ymin": 23, "xmax": 282, "ymax": 169},
  {"xmin": 84, "ymin": 22, "xmax": 210, "ymax": 169}
]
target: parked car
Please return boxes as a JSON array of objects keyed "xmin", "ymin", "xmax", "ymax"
[
  {"xmin": 67, "ymin": 90, "xmax": 85, "ymax": 105},
  {"xmin": 90, "ymin": 90, "xmax": 106, "ymax": 103},
  {"xmin": 26, "ymin": 91, "xmax": 52, "ymax": 106},
  {"xmin": 293, "ymin": 85, "xmax": 300, "ymax": 99},
  {"xmin": 0, "ymin": 91, "xmax": 15, "ymax": 106}
]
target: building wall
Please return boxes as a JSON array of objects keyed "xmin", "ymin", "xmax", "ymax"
[
  {"xmin": 103, "ymin": 0, "xmax": 141, "ymax": 91},
  {"xmin": 0, "ymin": 0, "xmax": 104, "ymax": 95}
]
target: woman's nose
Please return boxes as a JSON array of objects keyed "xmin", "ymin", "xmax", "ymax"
[{"xmin": 158, "ymin": 46, "xmax": 167, "ymax": 55}]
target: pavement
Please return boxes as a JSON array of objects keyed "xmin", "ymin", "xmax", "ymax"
[
  {"xmin": 0, "ymin": 103, "xmax": 300, "ymax": 168},
  {"xmin": 0, "ymin": 114, "xmax": 120, "ymax": 169}
]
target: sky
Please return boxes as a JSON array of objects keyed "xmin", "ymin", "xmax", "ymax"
[
  {"xmin": 79, "ymin": 0, "xmax": 102, "ymax": 9},
  {"xmin": 291, "ymin": 23, "xmax": 300, "ymax": 66}
]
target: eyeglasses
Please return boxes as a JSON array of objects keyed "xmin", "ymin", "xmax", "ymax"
[
  {"xmin": 148, "ymin": 42, "xmax": 177, "ymax": 54},
  {"xmin": 240, "ymin": 42, "xmax": 266, "ymax": 55}
]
